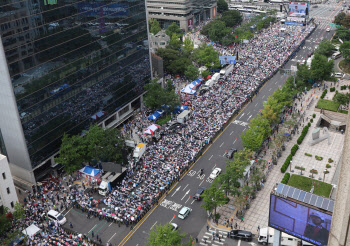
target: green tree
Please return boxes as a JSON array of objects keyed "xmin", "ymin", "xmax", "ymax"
[
  {"xmin": 144, "ymin": 80, "xmax": 180, "ymax": 110},
  {"xmin": 297, "ymin": 63, "xmax": 311, "ymax": 82},
  {"xmin": 184, "ymin": 65, "xmax": 199, "ymax": 80},
  {"xmin": 219, "ymin": 159, "xmax": 245, "ymax": 196},
  {"xmin": 167, "ymin": 56, "xmax": 192, "ymax": 75},
  {"xmin": 240, "ymin": 127, "xmax": 264, "ymax": 151},
  {"xmin": 169, "ymin": 33, "xmax": 182, "ymax": 50},
  {"xmin": 217, "ymin": 0, "xmax": 228, "ymax": 13},
  {"xmin": 208, "ymin": 20, "xmax": 230, "ymax": 42},
  {"xmin": 166, "ymin": 79, "xmax": 175, "ymax": 92},
  {"xmin": 249, "ymin": 114, "xmax": 271, "ymax": 140},
  {"xmin": 156, "ymin": 48, "xmax": 180, "ymax": 72},
  {"xmin": 193, "ymin": 44, "xmax": 220, "ymax": 69},
  {"xmin": 201, "ymin": 180, "xmax": 227, "ymax": 218},
  {"xmin": 182, "ymin": 38, "xmax": 194, "ymax": 56},
  {"xmin": 166, "ymin": 23, "xmax": 182, "ymax": 38},
  {"xmin": 315, "ymin": 39, "xmax": 335, "ymax": 57},
  {"xmin": 335, "ymin": 26, "xmax": 350, "ymax": 42},
  {"xmin": 13, "ymin": 202, "xmax": 25, "ymax": 221},
  {"xmin": 261, "ymin": 104, "xmax": 278, "ymax": 124},
  {"xmin": 333, "ymin": 91, "xmax": 350, "ymax": 105},
  {"xmin": 340, "ymin": 41, "xmax": 350, "ymax": 61},
  {"xmin": 341, "ymin": 14, "xmax": 350, "ymax": 28},
  {"xmin": 150, "ymin": 19, "xmax": 161, "ymax": 35},
  {"xmin": 146, "ymin": 223, "xmax": 186, "ymax": 246},
  {"xmin": 310, "ymin": 54, "xmax": 334, "ymax": 81},
  {"xmin": 0, "ymin": 207, "xmax": 12, "ymax": 235},
  {"xmin": 55, "ymin": 134, "xmax": 86, "ymax": 174},
  {"xmin": 221, "ymin": 10, "xmax": 242, "ymax": 27},
  {"xmin": 334, "ymin": 12, "xmax": 346, "ymax": 26},
  {"xmin": 202, "ymin": 70, "xmax": 211, "ymax": 79}
]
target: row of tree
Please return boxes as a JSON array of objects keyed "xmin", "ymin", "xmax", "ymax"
[{"xmin": 0, "ymin": 203, "xmax": 26, "ymax": 244}]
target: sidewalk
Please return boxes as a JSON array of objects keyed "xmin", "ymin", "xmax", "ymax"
[{"xmin": 209, "ymin": 83, "xmax": 347, "ymax": 232}]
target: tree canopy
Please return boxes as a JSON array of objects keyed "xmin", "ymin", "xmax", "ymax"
[
  {"xmin": 340, "ymin": 41, "xmax": 350, "ymax": 61},
  {"xmin": 217, "ymin": 0, "xmax": 228, "ymax": 13},
  {"xmin": 314, "ymin": 39, "xmax": 335, "ymax": 57},
  {"xmin": 146, "ymin": 223, "xmax": 189, "ymax": 246},
  {"xmin": 310, "ymin": 54, "xmax": 334, "ymax": 81},
  {"xmin": 150, "ymin": 19, "xmax": 161, "ymax": 35},
  {"xmin": 144, "ymin": 79, "xmax": 180, "ymax": 110},
  {"xmin": 166, "ymin": 23, "xmax": 182, "ymax": 38},
  {"xmin": 193, "ymin": 44, "xmax": 221, "ymax": 69},
  {"xmin": 55, "ymin": 125, "xmax": 125, "ymax": 173},
  {"xmin": 184, "ymin": 64, "xmax": 199, "ymax": 81},
  {"xmin": 201, "ymin": 179, "xmax": 227, "ymax": 218},
  {"xmin": 221, "ymin": 10, "xmax": 243, "ymax": 27}
]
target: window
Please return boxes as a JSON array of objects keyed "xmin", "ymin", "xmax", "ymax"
[
  {"xmin": 2, "ymin": 172, "xmax": 5, "ymax": 179},
  {"xmin": 10, "ymin": 202, "xmax": 14, "ymax": 208},
  {"xmin": 6, "ymin": 187, "xmax": 10, "ymax": 194}
]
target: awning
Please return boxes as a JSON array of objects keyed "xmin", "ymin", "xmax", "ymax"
[
  {"xmin": 91, "ymin": 111, "xmax": 106, "ymax": 120},
  {"xmin": 144, "ymin": 124, "xmax": 160, "ymax": 135},
  {"xmin": 79, "ymin": 166, "xmax": 100, "ymax": 177},
  {"xmin": 22, "ymin": 224, "xmax": 41, "ymax": 238}
]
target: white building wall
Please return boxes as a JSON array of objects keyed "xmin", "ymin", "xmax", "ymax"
[
  {"xmin": 0, "ymin": 155, "xmax": 19, "ymax": 211},
  {"xmin": 0, "ymin": 36, "xmax": 35, "ymax": 185}
]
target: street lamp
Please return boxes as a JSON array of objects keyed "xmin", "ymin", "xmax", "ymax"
[
  {"xmin": 290, "ymin": 161, "xmax": 293, "ymax": 172},
  {"xmin": 311, "ymin": 165, "xmax": 315, "ymax": 179},
  {"xmin": 300, "ymin": 164, "xmax": 303, "ymax": 175},
  {"xmin": 323, "ymin": 169, "xmax": 328, "ymax": 182}
]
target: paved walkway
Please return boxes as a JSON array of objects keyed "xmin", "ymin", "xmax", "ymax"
[{"xmin": 208, "ymin": 81, "xmax": 348, "ymax": 233}]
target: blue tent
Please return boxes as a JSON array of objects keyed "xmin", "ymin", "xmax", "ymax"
[
  {"xmin": 79, "ymin": 166, "xmax": 100, "ymax": 177},
  {"xmin": 174, "ymin": 105, "xmax": 188, "ymax": 114},
  {"xmin": 148, "ymin": 111, "xmax": 161, "ymax": 120}
]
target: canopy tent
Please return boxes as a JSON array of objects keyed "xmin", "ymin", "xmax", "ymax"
[
  {"xmin": 147, "ymin": 111, "xmax": 161, "ymax": 121},
  {"xmin": 181, "ymin": 86, "xmax": 197, "ymax": 95},
  {"xmin": 22, "ymin": 224, "xmax": 41, "ymax": 239},
  {"xmin": 174, "ymin": 105, "xmax": 188, "ymax": 114},
  {"xmin": 189, "ymin": 79, "xmax": 202, "ymax": 89},
  {"xmin": 144, "ymin": 124, "xmax": 160, "ymax": 135},
  {"xmin": 79, "ymin": 166, "xmax": 101, "ymax": 179},
  {"xmin": 91, "ymin": 111, "xmax": 106, "ymax": 120},
  {"xmin": 205, "ymin": 75, "xmax": 211, "ymax": 80}
]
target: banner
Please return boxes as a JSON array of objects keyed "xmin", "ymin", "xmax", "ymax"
[
  {"xmin": 213, "ymin": 7, "xmax": 217, "ymax": 18},
  {"xmin": 77, "ymin": 3, "xmax": 129, "ymax": 17},
  {"xmin": 219, "ymin": 56, "xmax": 235, "ymax": 65},
  {"xmin": 288, "ymin": 2, "xmax": 307, "ymax": 17},
  {"xmin": 285, "ymin": 21, "xmax": 304, "ymax": 26},
  {"xmin": 188, "ymin": 18, "xmax": 193, "ymax": 27},
  {"xmin": 287, "ymin": 17, "xmax": 305, "ymax": 23}
]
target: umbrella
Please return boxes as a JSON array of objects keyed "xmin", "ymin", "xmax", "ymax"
[{"xmin": 284, "ymin": 133, "xmax": 290, "ymax": 136}]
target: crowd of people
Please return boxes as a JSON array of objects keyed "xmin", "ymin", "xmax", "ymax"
[{"xmin": 5, "ymin": 20, "xmax": 316, "ymax": 245}]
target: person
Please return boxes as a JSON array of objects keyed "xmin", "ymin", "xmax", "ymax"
[
  {"xmin": 200, "ymin": 168, "xmax": 203, "ymax": 175},
  {"xmin": 303, "ymin": 212, "xmax": 329, "ymax": 245},
  {"xmin": 70, "ymin": 222, "xmax": 73, "ymax": 228}
]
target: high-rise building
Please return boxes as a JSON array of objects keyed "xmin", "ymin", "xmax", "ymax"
[
  {"xmin": 0, "ymin": 0, "xmax": 151, "ymax": 188},
  {"xmin": 146, "ymin": 0, "xmax": 217, "ymax": 31},
  {"xmin": 0, "ymin": 154, "xmax": 18, "ymax": 211}
]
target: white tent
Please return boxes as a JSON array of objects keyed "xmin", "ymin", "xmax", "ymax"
[
  {"xmin": 22, "ymin": 224, "xmax": 41, "ymax": 238},
  {"xmin": 144, "ymin": 124, "xmax": 160, "ymax": 135},
  {"xmin": 181, "ymin": 86, "xmax": 197, "ymax": 95}
]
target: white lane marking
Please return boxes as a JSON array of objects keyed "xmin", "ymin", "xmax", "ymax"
[
  {"xmin": 171, "ymin": 186, "xmax": 181, "ymax": 197},
  {"xmin": 233, "ymin": 139, "xmax": 237, "ymax": 145},
  {"xmin": 209, "ymin": 154, "xmax": 213, "ymax": 160},
  {"xmin": 230, "ymin": 131, "xmax": 234, "ymax": 135},
  {"xmin": 247, "ymin": 115, "xmax": 252, "ymax": 121},
  {"xmin": 238, "ymin": 239, "xmax": 241, "ymax": 246},
  {"xmin": 150, "ymin": 221, "xmax": 157, "ymax": 230},
  {"xmin": 183, "ymin": 184, "xmax": 189, "ymax": 191},
  {"xmin": 239, "ymin": 113, "xmax": 245, "ymax": 119},
  {"xmin": 108, "ymin": 232, "xmax": 117, "ymax": 242},
  {"xmin": 64, "ymin": 209, "xmax": 71, "ymax": 216},
  {"xmin": 262, "ymin": 95, "xmax": 265, "ymax": 99},
  {"xmin": 108, "ymin": 222, "xmax": 113, "ymax": 227},
  {"xmin": 169, "ymin": 215, "xmax": 176, "ymax": 223},
  {"xmin": 88, "ymin": 224, "xmax": 98, "ymax": 233},
  {"xmin": 185, "ymin": 196, "xmax": 191, "ymax": 203},
  {"xmin": 220, "ymin": 142, "xmax": 224, "ymax": 147},
  {"xmin": 199, "ymin": 179, "xmax": 205, "ymax": 186},
  {"xmin": 255, "ymin": 102, "xmax": 258, "ymax": 107},
  {"xmin": 269, "ymin": 88, "xmax": 272, "ymax": 91},
  {"xmin": 191, "ymin": 199, "xmax": 195, "ymax": 204},
  {"xmin": 181, "ymin": 190, "xmax": 190, "ymax": 200}
]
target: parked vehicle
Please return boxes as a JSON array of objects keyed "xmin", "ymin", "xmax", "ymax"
[
  {"xmin": 230, "ymin": 230, "xmax": 253, "ymax": 241},
  {"xmin": 133, "ymin": 143, "xmax": 146, "ymax": 161},
  {"xmin": 98, "ymin": 171, "xmax": 126, "ymax": 196},
  {"xmin": 258, "ymin": 227, "xmax": 302, "ymax": 246},
  {"xmin": 47, "ymin": 210, "xmax": 67, "ymax": 225},
  {"xmin": 227, "ymin": 148, "xmax": 237, "ymax": 159},
  {"xmin": 193, "ymin": 187, "xmax": 206, "ymax": 200},
  {"xmin": 209, "ymin": 168, "xmax": 222, "ymax": 179},
  {"xmin": 178, "ymin": 207, "xmax": 191, "ymax": 219}
]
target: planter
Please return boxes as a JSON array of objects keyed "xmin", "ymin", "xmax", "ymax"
[
  {"xmin": 282, "ymin": 145, "xmax": 286, "ymax": 151},
  {"xmin": 277, "ymin": 152, "xmax": 282, "ymax": 157}
]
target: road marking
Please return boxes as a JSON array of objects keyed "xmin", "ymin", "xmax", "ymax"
[
  {"xmin": 209, "ymin": 154, "xmax": 213, "ymax": 160},
  {"xmin": 239, "ymin": 113, "xmax": 245, "ymax": 119},
  {"xmin": 255, "ymin": 102, "xmax": 258, "ymax": 107},
  {"xmin": 169, "ymin": 215, "xmax": 176, "ymax": 223},
  {"xmin": 183, "ymin": 184, "xmax": 189, "ymax": 191},
  {"xmin": 150, "ymin": 221, "xmax": 157, "ymax": 230},
  {"xmin": 199, "ymin": 179, "xmax": 205, "ymax": 186},
  {"xmin": 109, "ymin": 222, "xmax": 114, "ymax": 227},
  {"xmin": 187, "ymin": 170, "xmax": 196, "ymax": 177},
  {"xmin": 181, "ymin": 190, "xmax": 190, "ymax": 200},
  {"xmin": 171, "ymin": 186, "xmax": 181, "ymax": 197},
  {"xmin": 88, "ymin": 224, "xmax": 98, "ymax": 234},
  {"xmin": 191, "ymin": 199, "xmax": 195, "ymax": 204},
  {"xmin": 233, "ymin": 139, "xmax": 237, "ymax": 145},
  {"xmin": 185, "ymin": 197, "xmax": 191, "ymax": 203},
  {"xmin": 247, "ymin": 115, "xmax": 252, "ymax": 121},
  {"xmin": 108, "ymin": 232, "xmax": 117, "ymax": 242},
  {"xmin": 63, "ymin": 207, "xmax": 73, "ymax": 216},
  {"xmin": 269, "ymin": 88, "xmax": 272, "ymax": 91},
  {"xmin": 238, "ymin": 239, "xmax": 241, "ymax": 246},
  {"xmin": 219, "ymin": 142, "xmax": 224, "ymax": 147},
  {"xmin": 230, "ymin": 131, "xmax": 234, "ymax": 135},
  {"xmin": 262, "ymin": 95, "xmax": 265, "ymax": 99}
]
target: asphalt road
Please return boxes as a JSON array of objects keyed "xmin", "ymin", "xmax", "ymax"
[{"xmin": 63, "ymin": 8, "xmax": 342, "ymax": 246}]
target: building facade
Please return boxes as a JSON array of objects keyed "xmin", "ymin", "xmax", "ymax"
[
  {"xmin": 146, "ymin": 0, "xmax": 217, "ymax": 32},
  {"xmin": 0, "ymin": 0, "xmax": 151, "ymax": 187},
  {"xmin": 0, "ymin": 155, "xmax": 18, "ymax": 211}
]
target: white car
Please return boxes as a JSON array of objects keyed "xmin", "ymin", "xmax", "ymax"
[
  {"xmin": 178, "ymin": 207, "xmax": 191, "ymax": 219},
  {"xmin": 326, "ymin": 28, "xmax": 330, "ymax": 32},
  {"xmin": 47, "ymin": 210, "xmax": 67, "ymax": 225},
  {"xmin": 170, "ymin": 223, "xmax": 178, "ymax": 231},
  {"xmin": 209, "ymin": 168, "xmax": 222, "ymax": 179}
]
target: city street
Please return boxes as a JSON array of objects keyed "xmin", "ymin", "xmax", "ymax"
[{"xmin": 61, "ymin": 6, "xmax": 343, "ymax": 246}]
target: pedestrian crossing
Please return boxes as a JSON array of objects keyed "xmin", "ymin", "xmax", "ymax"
[{"xmin": 199, "ymin": 229, "xmax": 229, "ymax": 246}]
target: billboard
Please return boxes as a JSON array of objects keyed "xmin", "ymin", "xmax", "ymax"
[
  {"xmin": 219, "ymin": 56, "xmax": 235, "ymax": 65},
  {"xmin": 285, "ymin": 22, "xmax": 304, "ymax": 26},
  {"xmin": 77, "ymin": 3, "xmax": 129, "ymax": 17},
  {"xmin": 188, "ymin": 18, "xmax": 193, "ymax": 27},
  {"xmin": 213, "ymin": 6, "xmax": 217, "ymax": 18},
  {"xmin": 287, "ymin": 17, "xmax": 305, "ymax": 23},
  {"xmin": 288, "ymin": 2, "xmax": 307, "ymax": 17},
  {"xmin": 269, "ymin": 194, "xmax": 332, "ymax": 246}
]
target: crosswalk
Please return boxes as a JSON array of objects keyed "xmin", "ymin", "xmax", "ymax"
[{"xmin": 200, "ymin": 229, "xmax": 229, "ymax": 246}]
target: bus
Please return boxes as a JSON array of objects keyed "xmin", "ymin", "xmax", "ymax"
[{"xmin": 229, "ymin": 4, "xmax": 243, "ymax": 9}]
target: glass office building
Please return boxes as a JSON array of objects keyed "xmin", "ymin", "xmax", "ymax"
[{"xmin": 0, "ymin": 0, "xmax": 151, "ymax": 186}]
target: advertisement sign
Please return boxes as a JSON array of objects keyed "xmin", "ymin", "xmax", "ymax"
[
  {"xmin": 285, "ymin": 21, "xmax": 304, "ymax": 26},
  {"xmin": 77, "ymin": 3, "xmax": 129, "ymax": 17},
  {"xmin": 44, "ymin": 0, "xmax": 57, "ymax": 5},
  {"xmin": 288, "ymin": 2, "xmax": 307, "ymax": 17},
  {"xmin": 213, "ymin": 6, "xmax": 217, "ymax": 18},
  {"xmin": 188, "ymin": 18, "xmax": 193, "ymax": 27},
  {"xmin": 219, "ymin": 56, "xmax": 235, "ymax": 65},
  {"xmin": 269, "ymin": 194, "xmax": 332, "ymax": 246}
]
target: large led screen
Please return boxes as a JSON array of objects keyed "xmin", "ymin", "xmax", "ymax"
[
  {"xmin": 288, "ymin": 2, "xmax": 307, "ymax": 17},
  {"xmin": 219, "ymin": 56, "xmax": 236, "ymax": 65},
  {"xmin": 269, "ymin": 194, "xmax": 332, "ymax": 246}
]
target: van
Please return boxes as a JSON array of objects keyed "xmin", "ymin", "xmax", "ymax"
[
  {"xmin": 334, "ymin": 72, "xmax": 343, "ymax": 78},
  {"xmin": 47, "ymin": 210, "xmax": 67, "ymax": 225},
  {"xmin": 230, "ymin": 230, "xmax": 253, "ymax": 241},
  {"xmin": 258, "ymin": 227, "xmax": 300, "ymax": 245},
  {"xmin": 332, "ymin": 52, "xmax": 341, "ymax": 59}
]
